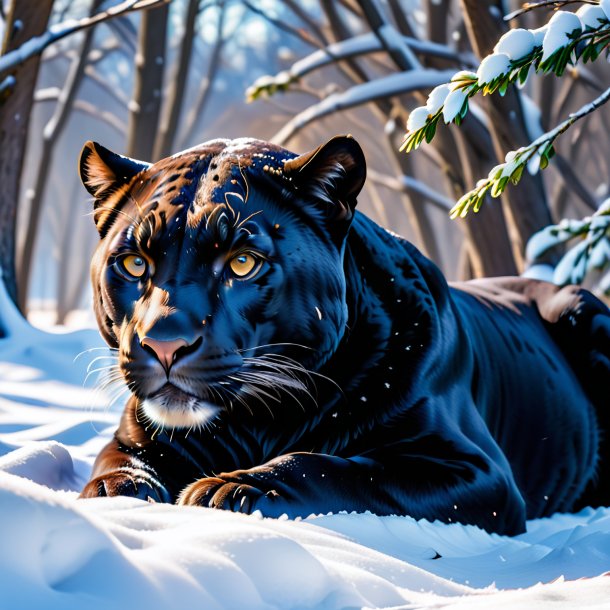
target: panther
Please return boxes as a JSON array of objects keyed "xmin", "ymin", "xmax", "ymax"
[{"xmin": 79, "ymin": 134, "xmax": 609, "ymax": 535}]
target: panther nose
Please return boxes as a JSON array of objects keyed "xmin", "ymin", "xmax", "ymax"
[{"xmin": 140, "ymin": 337, "xmax": 189, "ymax": 371}]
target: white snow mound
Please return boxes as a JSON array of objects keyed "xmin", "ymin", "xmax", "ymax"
[{"xmin": 1, "ymin": 312, "xmax": 610, "ymax": 609}]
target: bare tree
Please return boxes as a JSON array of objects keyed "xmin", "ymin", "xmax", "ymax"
[
  {"xmin": 0, "ymin": 0, "xmax": 54, "ymax": 314},
  {"xmin": 126, "ymin": 2, "xmax": 169, "ymax": 160},
  {"xmin": 153, "ymin": 0, "xmax": 201, "ymax": 160},
  {"xmin": 460, "ymin": 0, "xmax": 553, "ymax": 267},
  {"xmin": 246, "ymin": 0, "xmax": 610, "ymax": 280},
  {"xmin": 18, "ymin": 0, "xmax": 105, "ymax": 312}
]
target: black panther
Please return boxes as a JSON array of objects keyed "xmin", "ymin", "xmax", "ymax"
[{"xmin": 79, "ymin": 134, "xmax": 609, "ymax": 535}]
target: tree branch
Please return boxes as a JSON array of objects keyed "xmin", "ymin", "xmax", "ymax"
[
  {"xmin": 367, "ymin": 168, "xmax": 453, "ymax": 212},
  {"xmin": 247, "ymin": 33, "xmax": 471, "ymax": 101},
  {"xmin": 0, "ymin": 0, "xmax": 170, "ymax": 79},
  {"xmin": 272, "ymin": 69, "xmax": 456, "ymax": 144}
]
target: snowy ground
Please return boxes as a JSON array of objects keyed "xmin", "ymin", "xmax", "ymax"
[{"xmin": 1, "ymin": 300, "xmax": 609, "ymax": 608}]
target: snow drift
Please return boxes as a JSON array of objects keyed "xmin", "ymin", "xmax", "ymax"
[{"xmin": 0, "ymin": 296, "xmax": 609, "ymax": 609}]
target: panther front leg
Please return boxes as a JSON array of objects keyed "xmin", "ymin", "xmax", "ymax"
[
  {"xmin": 80, "ymin": 437, "xmax": 173, "ymax": 502},
  {"xmin": 178, "ymin": 448, "xmax": 526, "ymax": 535}
]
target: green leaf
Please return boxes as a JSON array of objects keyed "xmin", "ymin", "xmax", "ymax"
[
  {"xmin": 510, "ymin": 164, "xmax": 524, "ymax": 185},
  {"xmin": 449, "ymin": 201, "xmax": 463, "ymax": 219},
  {"xmin": 518, "ymin": 64, "xmax": 530, "ymax": 85},
  {"xmin": 539, "ymin": 154, "xmax": 549, "ymax": 170},
  {"xmin": 424, "ymin": 119, "xmax": 437, "ymax": 143},
  {"xmin": 490, "ymin": 176, "xmax": 509, "ymax": 198},
  {"xmin": 460, "ymin": 98, "xmax": 470, "ymax": 118}
]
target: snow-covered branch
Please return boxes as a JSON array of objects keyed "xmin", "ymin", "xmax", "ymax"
[
  {"xmin": 0, "ymin": 0, "xmax": 170, "ymax": 79},
  {"xmin": 272, "ymin": 69, "xmax": 456, "ymax": 145},
  {"xmin": 449, "ymin": 84, "xmax": 610, "ymax": 219},
  {"xmin": 527, "ymin": 198, "xmax": 610, "ymax": 290},
  {"xmin": 401, "ymin": 4, "xmax": 610, "ymax": 155},
  {"xmin": 506, "ymin": 0, "xmax": 600, "ymax": 21},
  {"xmin": 246, "ymin": 33, "xmax": 468, "ymax": 102}
]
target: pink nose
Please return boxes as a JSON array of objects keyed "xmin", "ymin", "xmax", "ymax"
[{"xmin": 140, "ymin": 337, "xmax": 189, "ymax": 371}]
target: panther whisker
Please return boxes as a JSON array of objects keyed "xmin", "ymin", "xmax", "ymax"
[
  {"xmin": 96, "ymin": 377, "xmax": 125, "ymax": 396},
  {"xmin": 243, "ymin": 357, "xmax": 311, "ymax": 387},
  {"xmin": 242, "ymin": 359, "xmax": 318, "ymax": 400},
  {"xmin": 227, "ymin": 374, "xmax": 280, "ymax": 403},
  {"xmin": 236, "ymin": 342, "xmax": 314, "ymax": 354},
  {"xmin": 74, "ymin": 346, "xmax": 118, "ymax": 363},
  {"xmin": 86, "ymin": 355, "xmax": 119, "ymax": 374},
  {"xmin": 248, "ymin": 352, "xmax": 344, "ymax": 397},
  {"xmin": 84, "ymin": 365, "xmax": 121, "ymax": 386},
  {"xmin": 217, "ymin": 384, "xmax": 253, "ymax": 416},
  {"xmin": 230, "ymin": 378, "xmax": 275, "ymax": 420},
  {"xmin": 238, "ymin": 370, "xmax": 311, "ymax": 415}
]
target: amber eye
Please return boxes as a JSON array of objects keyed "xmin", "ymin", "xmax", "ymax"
[
  {"xmin": 229, "ymin": 253, "xmax": 258, "ymax": 278},
  {"xmin": 120, "ymin": 254, "xmax": 147, "ymax": 279}
]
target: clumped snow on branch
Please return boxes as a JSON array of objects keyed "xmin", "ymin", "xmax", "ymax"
[
  {"xmin": 400, "ymin": 3, "xmax": 610, "ymax": 167},
  {"xmin": 527, "ymin": 198, "xmax": 610, "ymax": 288}
]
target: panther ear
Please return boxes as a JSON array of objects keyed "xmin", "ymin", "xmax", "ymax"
[
  {"xmin": 283, "ymin": 135, "xmax": 366, "ymax": 221},
  {"xmin": 79, "ymin": 141, "xmax": 149, "ymax": 198}
]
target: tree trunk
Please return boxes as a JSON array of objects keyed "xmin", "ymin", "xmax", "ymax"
[
  {"xmin": 0, "ymin": 0, "xmax": 54, "ymax": 313},
  {"xmin": 153, "ymin": 0, "xmax": 199, "ymax": 161},
  {"xmin": 421, "ymin": 0, "xmax": 517, "ymax": 276},
  {"xmin": 460, "ymin": 0, "xmax": 555, "ymax": 269},
  {"xmin": 177, "ymin": 4, "xmax": 227, "ymax": 149},
  {"xmin": 18, "ymin": 0, "xmax": 104, "ymax": 313},
  {"xmin": 126, "ymin": 2, "xmax": 169, "ymax": 161}
]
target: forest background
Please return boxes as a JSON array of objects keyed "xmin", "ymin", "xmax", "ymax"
[{"xmin": 1, "ymin": 0, "xmax": 609, "ymax": 328}]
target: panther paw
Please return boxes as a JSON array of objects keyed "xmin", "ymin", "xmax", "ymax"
[
  {"xmin": 79, "ymin": 469, "xmax": 168, "ymax": 503},
  {"xmin": 178, "ymin": 476, "xmax": 280, "ymax": 514}
]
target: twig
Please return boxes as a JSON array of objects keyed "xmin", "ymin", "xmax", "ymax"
[
  {"xmin": 241, "ymin": 0, "xmax": 322, "ymax": 49},
  {"xmin": 450, "ymin": 84, "xmax": 610, "ymax": 218},
  {"xmin": 505, "ymin": 0, "xmax": 597, "ymax": 21},
  {"xmin": 367, "ymin": 168, "xmax": 453, "ymax": 212}
]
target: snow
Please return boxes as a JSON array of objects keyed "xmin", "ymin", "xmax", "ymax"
[
  {"xmin": 426, "ymin": 84, "xmax": 451, "ymax": 114},
  {"xmin": 2, "ymin": 288, "xmax": 610, "ymax": 608},
  {"xmin": 493, "ymin": 28, "xmax": 536, "ymax": 60},
  {"xmin": 273, "ymin": 69, "xmax": 456, "ymax": 144},
  {"xmin": 602, "ymin": 0, "xmax": 610, "ymax": 20},
  {"xmin": 541, "ymin": 11, "xmax": 582, "ymax": 63},
  {"xmin": 406, "ymin": 106, "xmax": 429, "ymax": 132},
  {"xmin": 531, "ymin": 25, "xmax": 549, "ymax": 47},
  {"xmin": 577, "ymin": 5, "xmax": 608, "ymax": 30},
  {"xmin": 476, "ymin": 53, "xmax": 512, "ymax": 85},
  {"xmin": 442, "ymin": 88, "xmax": 467, "ymax": 123}
]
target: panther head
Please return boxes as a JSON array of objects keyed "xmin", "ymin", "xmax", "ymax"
[{"xmin": 79, "ymin": 136, "xmax": 366, "ymax": 429}]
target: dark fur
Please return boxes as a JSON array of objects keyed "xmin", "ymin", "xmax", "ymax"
[{"xmin": 79, "ymin": 136, "xmax": 610, "ymax": 535}]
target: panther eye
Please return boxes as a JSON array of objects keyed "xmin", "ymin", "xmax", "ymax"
[
  {"xmin": 229, "ymin": 253, "xmax": 259, "ymax": 278},
  {"xmin": 120, "ymin": 254, "xmax": 148, "ymax": 279}
]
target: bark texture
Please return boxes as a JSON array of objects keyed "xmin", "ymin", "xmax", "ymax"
[{"xmin": 0, "ymin": 0, "xmax": 54, "ymax": 311}]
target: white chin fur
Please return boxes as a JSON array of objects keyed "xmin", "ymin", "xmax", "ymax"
[{"xmin": 142, "ymin": 395, "xmax": 220, "ymax": 428}]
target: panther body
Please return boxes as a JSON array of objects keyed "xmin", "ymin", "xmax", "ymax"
[{"xmin": 79, "ymin": 135, "xmax": 610, "ymax": 535}]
